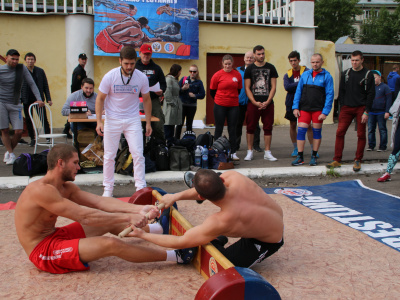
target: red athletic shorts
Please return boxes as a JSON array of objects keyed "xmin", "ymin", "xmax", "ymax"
[
  {"xmin": 95, "ymin": 29, "xmax": 123, "ymax": 53},
  {"xmin": 29, "ymin": 222, "xmax": 89, "ymax": 274},
  {"xmin": 298, "ymin": 110, "xmax": 323, "ymax": 125}
]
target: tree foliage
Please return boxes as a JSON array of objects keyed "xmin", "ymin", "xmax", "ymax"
[
  {"xmin": 314, "ymin": 0, "xmax": 361, "ymax": 42},
  {"xmin": 359, "ymin": 6, "xmax": 400, "ymax": 45}
]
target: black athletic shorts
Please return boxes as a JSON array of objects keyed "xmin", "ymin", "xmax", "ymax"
[
  {"xmin": 211, "ymin": 237, "xmax": 284, "ymax": 268},
  {"xmin": 285, "ymin": 111, "xmax": 297, "ymax": 122}
]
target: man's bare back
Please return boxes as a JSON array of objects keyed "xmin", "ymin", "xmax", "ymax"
[
  {"xmin": 207, "ymin": 171, "xmax": 283, "ymax": 243},
  {"xmin": 131, "ymin": 170, "xmax": 284, "ymax": 267}
]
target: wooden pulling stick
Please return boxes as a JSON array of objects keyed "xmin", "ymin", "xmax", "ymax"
[{"xmin": 118, "ymin": 190, "xmax": 165, "ymax": 238}]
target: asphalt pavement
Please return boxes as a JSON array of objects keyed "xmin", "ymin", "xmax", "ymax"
[{"xmin": 0, "ymin": 123, "xmax": 398, "ymax": 195}]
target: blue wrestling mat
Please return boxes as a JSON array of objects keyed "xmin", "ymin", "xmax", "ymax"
[{"xmin": 264, "ymin": 180, "xmax": 400, "ymax": 253}]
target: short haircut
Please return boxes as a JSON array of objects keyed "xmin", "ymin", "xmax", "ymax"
[
  {"xmin": 193, "ymin": 169, "xmax": 226, "ymax": 201},
  {"xmin": 168, "ymin": 63, "xmax": 182, "ymax": 78},
  {"xmin": 288, "ymin": 51, "xmax": 300, "ymax": 60},
  {"xmin": 393, "ymin": 64, "xmax": 399, "ymax": 70},
  {"xmin": 312, "ymin": 53, "xmax": 323, "ymax": 61},
  {"xmin": 81, "ymin": 77, "xmax": 94, "ymax": 86},
  {"xmin": 47, "ymin": 144, "xmax": 78, "ymax": 170},
  {"xmin": 128, "ymin": 4, "xmax": 135, "ymax": 10},
  {"xmin": 253, "ymin": 45, "xmax": 264, "ymax": 53},
  {"xmin": 24, "ymin": 52, "xmax": 36, "ymax": 61},
  {"xmin": 222, "ymin": 54, "xmax": 233, "ymax": 64},
  {"xmin": 120, "ymin": 46, "xmax": 137, "ymax": 60},
  {"xmin": 351, "ymin": 50, "xmax": 364, "ymax": 59}
]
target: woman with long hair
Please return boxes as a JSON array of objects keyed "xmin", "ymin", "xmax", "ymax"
[{"xmin": 163, "ymin": 64, "xmax": 182, "ymax": 146}]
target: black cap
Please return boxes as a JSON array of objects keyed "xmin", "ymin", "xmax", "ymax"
[
  {"xmin": 79, "ymin": 53, "xmax": 87, "ymax": 59},
  {"xmin": 6, "ymin": 49, "xmax": 20, "ymax": 56}
]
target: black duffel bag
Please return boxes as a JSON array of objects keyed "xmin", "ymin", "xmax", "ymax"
[{"xmin": 13, "ymin": 150, "xmax": 49, "ymax": 177}]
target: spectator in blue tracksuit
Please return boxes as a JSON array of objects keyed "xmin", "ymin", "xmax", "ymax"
[
  {"xmin": 174, "ymin": 64, "xmax": 205, "ymax": 139},
  {"xmin": 291, "ymin": 53, "xmax": 334, "ymax": 166},
  {"xmin": 387, "ymin": 64, "xmax": 400, "ymax": 104},
  {"xmin": 367, "ymin": 70, "xmax": 392, "ymax": 151}
]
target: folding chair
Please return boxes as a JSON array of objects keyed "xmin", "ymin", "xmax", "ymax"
[{"xmin": 28, "ymin": 103, "xmax": 67, "ymax": 153}]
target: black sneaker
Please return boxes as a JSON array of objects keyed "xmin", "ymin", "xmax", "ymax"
[
  {"xmin": 253, "ymin": 146, "xmax": 263, "ymax": 152},
  {"xmin": 184, "ymin": 171, "xmax": 196, "ymax": 188},
  {"xmin": 0, "ymin": 139, "xmax": 3, "ymax": 147},
  {"xmin": 29, "ymin": 140, "xmax": 35, "ymax": 147},
  {"xmin": 175, "ymin": 247, "xmax": 198, "ymax": 264},
  {"xmin": 18, "ymin": 138, "xmax": 28, "ymax": 145}
]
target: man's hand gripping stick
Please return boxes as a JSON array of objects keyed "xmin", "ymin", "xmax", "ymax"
[{"xmin": 118, "ymin": 190, "xmax": 165, "ymax": 238}]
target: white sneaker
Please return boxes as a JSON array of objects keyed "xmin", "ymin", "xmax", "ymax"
[
  {"xmin": 264, "ymin": 150, "xmax": 277, "ymax": 161},
  {"xmin": 3, "ymin": 151, "xmax": 10, "ymax": 163},
  {"xmin": 102, "ymin": 190, "xmax": 113, "ymax": 197},
  {"xmin": 244, "ymin": 150, "xmax": 254, "ymax": 161},
  {"xmin": 6, "ymin": 153, "xmax": 16, "ymax": 165},
  {"xmin": 231, "ymin": 153, "xmax": 240, "ymax": 161}
]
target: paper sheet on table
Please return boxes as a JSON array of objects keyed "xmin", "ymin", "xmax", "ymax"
[
  {"xmin": 88, "ymin": 114, "xmax": 105, "ymax": 119},
  {"xmin": 149, "ymin": 82, "xmax": 160, "ymax": 92}
]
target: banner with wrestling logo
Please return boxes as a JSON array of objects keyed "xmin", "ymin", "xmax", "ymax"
[
  {"xmin": 264, "ymin": 180, "xmax": 400, "ymax": 253},
  {"xmin": 94, "ymin": 0, "xmax": 199, "ymax": 59}
]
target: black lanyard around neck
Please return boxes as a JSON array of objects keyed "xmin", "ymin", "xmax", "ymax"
[{"xmin": 120, "ymin": 68, "xmax": 132, "ymax": 85}]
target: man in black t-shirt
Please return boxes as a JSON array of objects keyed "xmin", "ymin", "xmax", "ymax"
[
  {"xmin": 327, "ymin": 50, "xmax": 375, "ymax": 172},
  {"xmin": 136, "ymin": 44, "xmax": 166, "ymax": 141},
  {"xmin": 244, "ymin": 45, "xmax": 279, "ymax": 162}
]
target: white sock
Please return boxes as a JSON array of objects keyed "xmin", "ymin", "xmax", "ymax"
[
  {"xmin": 148, "ymin": 223, "xmax": 163, "ymax": 234},
  {"xmin": 166, "ymin": 250, "xmax": 179, "ymax": 262}
]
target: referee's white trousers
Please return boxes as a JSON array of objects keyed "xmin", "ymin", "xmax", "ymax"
[{"xmin": 103, "ymin": 116, "xmax": 146, "ymax": 192}]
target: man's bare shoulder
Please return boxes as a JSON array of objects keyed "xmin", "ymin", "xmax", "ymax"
[{"xmin": 18, "ymin": 178, "xmax": 78, "ymax": 208}]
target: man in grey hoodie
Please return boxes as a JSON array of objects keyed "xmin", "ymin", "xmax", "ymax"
[{"xmin": 0, "ymin": 49, "xmax": 43, "ymax": 164}]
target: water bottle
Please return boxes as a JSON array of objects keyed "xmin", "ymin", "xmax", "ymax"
[
  {"xmin": 202, "ymin": 145, "xmax": 209, "ymax": 169},
  {"xmin": 194, "ymin": 146, "xmax": 202, "ymax": 167}
]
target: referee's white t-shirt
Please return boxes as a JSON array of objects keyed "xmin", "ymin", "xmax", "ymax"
[{"xmin": 99, "ymin": 67, "xmax": 150, "ymax": 119}]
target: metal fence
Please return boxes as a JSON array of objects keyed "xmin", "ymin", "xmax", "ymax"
[{"xmin": 0, "ymin": 0, "xmax": 291, "ymax": 26}]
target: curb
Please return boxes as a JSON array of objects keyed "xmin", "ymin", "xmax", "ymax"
[{"xmin": 0, "ymin": 163, "xmax": 398, "ymax": 190}]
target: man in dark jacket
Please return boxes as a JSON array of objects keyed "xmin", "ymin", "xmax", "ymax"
[
  {"xmin": 64, "ymin": 53, "xmax": 88, "ymax": 138},
  {"xmin": 136, "ymin": 44, "xmax": 166, "ymax": 141},
  {"xmin": 327, "ymin": 50, "xmax": 375, "ymax": 172},
  {"xmin": 367, "ymin": 70, "xmax": 392, "ymax": 152},
  {"xmin": 283, "ymin": 50, "xmax": 312, "ymax": 157},
  {"xmin": 387, "ymin": 64, "xmax": 399, "ymax": 104},
  {"xmin": 21, "ymin": 52, "xmax": 52, "ymax": 147},
  {"xmin": 71, "ymin": 53, "xmax": 87, "ymax": 93}
]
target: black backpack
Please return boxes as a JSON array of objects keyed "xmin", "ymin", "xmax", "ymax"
[
  {"xmin": 169, "ymin": 146, "xmax": 191, "ymax": 171},
  {"xmin": 13, "ymin": 150, "xmax": 49, "ymax": 177},
  {"xmin": 174, "ymin": 131, "xmax": 197, "ymax": 161},
  {"xmin": 195, "ymin": 131, "xmax": 213, "ymax": 148},
  {"xmin": 212, "ymin": 136, "xmax": 231, "ymax": 153},
  {"xmin": 155, "ymin": 144, "xmax": 170, "ymax": 171}
]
